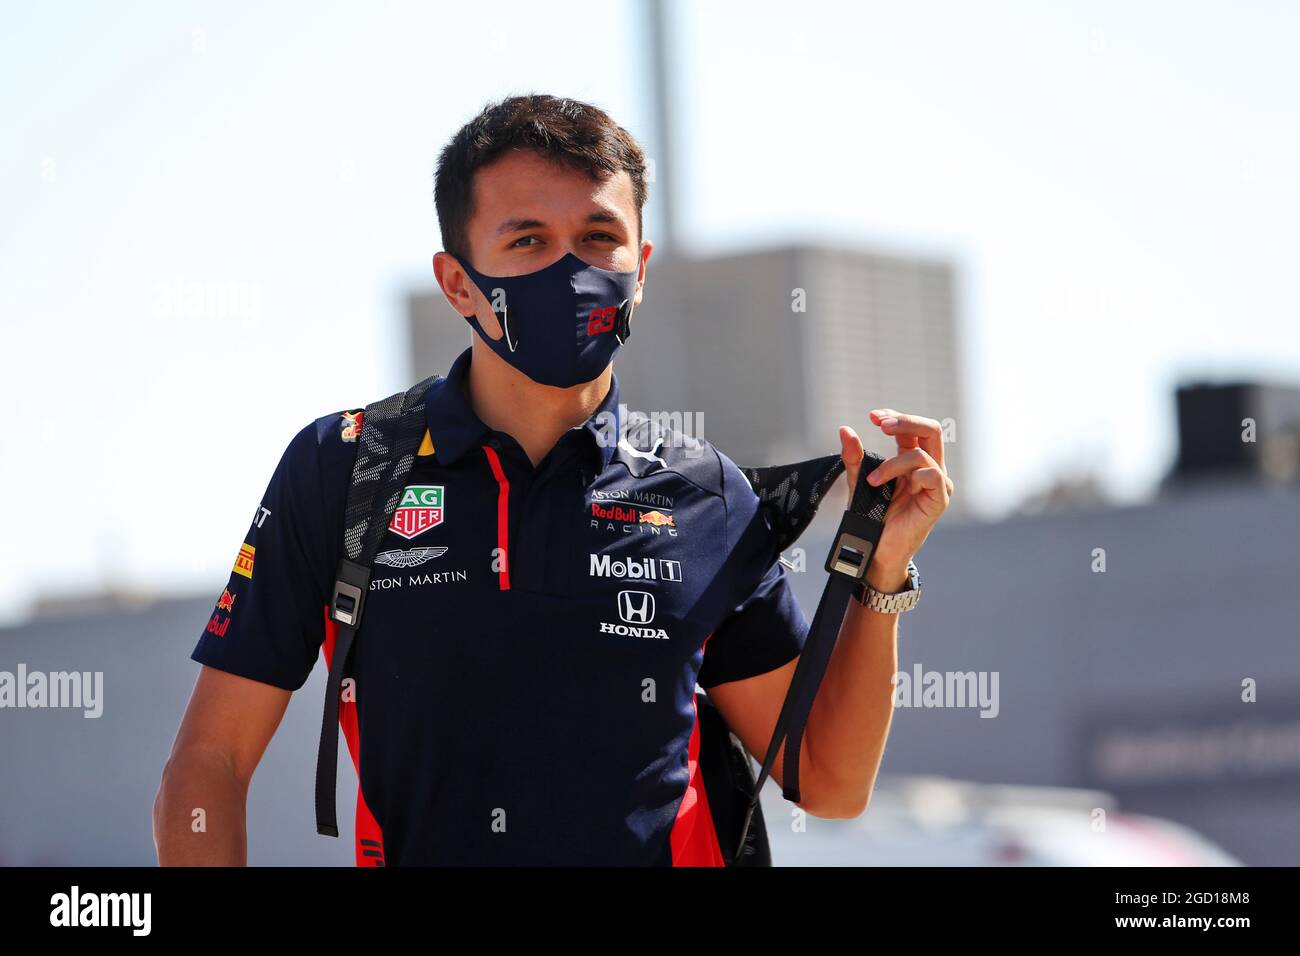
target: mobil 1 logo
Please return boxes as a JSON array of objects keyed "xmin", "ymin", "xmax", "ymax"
[{"xmin": 589, "ymin": 553, "xmax": 683, "ymax": 583}]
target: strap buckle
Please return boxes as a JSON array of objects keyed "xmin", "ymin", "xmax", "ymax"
[
  {"xmin": 824, "ymin": 510, "xmax": 877, "ymax": 580},
  {"xmin": 330, "ymin": 558, "xmax": 372, "ymax": 628}
]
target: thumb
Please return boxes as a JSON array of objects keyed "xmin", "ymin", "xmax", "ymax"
[{"xmin": 840, "ymin": 425, "xmax": 864, "ymax": 491}]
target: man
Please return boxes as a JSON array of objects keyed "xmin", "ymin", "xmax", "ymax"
[{"xmin": 154, "ymin": 94, "xmax": 952, "ymax": 866}]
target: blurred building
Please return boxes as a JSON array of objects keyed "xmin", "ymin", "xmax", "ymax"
[
  {"xmin": 0, "ymin": 596, "xmax": 353, "ymax": 867},
  {"xmin": 406, "ymin": 244, "xmax": 967, "ymax": 508},
  {"xmin": 1165, "ymin": 381, "xmax": 1300, "ymax": 487}
]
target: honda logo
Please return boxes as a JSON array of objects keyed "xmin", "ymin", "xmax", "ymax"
[{"xmin": 617, "ymin": 590, "xmax": 656, "ymax": 624}]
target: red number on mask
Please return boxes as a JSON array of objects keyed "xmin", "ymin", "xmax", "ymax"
[{"xmin": 587, "ymin": 307, "xmax": 616, "ymax": 335}]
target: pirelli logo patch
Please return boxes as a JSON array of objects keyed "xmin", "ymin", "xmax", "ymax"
[{"xmin": 232, "ymin": 543, "xmax": 256, "ymax": 579}]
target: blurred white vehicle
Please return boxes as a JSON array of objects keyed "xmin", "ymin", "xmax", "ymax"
[{"xmin": 763, "ymin": 774, "xmax": 1242, "ymax": 866}]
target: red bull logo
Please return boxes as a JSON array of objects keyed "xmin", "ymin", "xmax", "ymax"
[
  {"xmin": 340, "ymin": 410, "xmax": 364, "ymax": 443},
  {"xmin": 206, "ymin": 611, "xmax": 231, "ymax": 638},
  {"xmin": 638, "ymin": 510, "xmax": 675, "ymax": 528},
  {"xmin": 592, "ymin": 502, "xmax": 641, "ymax": 523},
  {"xmin": 217, "ymin": 589, "xmax": 236, "ymax": 612}
]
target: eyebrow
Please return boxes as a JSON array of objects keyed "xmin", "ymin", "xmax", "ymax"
[{"xmin": 493, "ymin": 210, "xmax": 626, "ymax": 237}]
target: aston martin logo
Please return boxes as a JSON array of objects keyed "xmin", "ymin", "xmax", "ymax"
[{"xmin": 374, "ymin": 547, "xmax": 448, "ymax": 569}]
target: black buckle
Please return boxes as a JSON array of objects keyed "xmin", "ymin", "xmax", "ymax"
[
  {"xmin": 824, "ymin": 510, "xmax": 877, "ymax": 579},
  {"xmin": 614, "ymin": 298, "xmax": 632, "ymax": 345},
  {"xmin": 330, "ymin": 558, "xmax": 372, "ymax": 628}
]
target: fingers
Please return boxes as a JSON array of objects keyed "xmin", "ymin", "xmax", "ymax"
[
  {"xmin": 908, "ymin": 466, "xmax": 951, "ymax": 502},
  {"xmin": 839, "ymin": 425, "xmax": 864, "ymax": 490},
  {"xmin": 866, "ymin": 447, "xmax": 940, "ymax": 486},
  {"xmin": 839, "ymin": 425, "xmax": 864, "ymax": 465},
  {"xmin": 870, "ymin": 453, "xmax": 955, "ymax": 505},
  {"xmin": 869, "ymin": 408, "xmax": 944, "ymax": 468}
]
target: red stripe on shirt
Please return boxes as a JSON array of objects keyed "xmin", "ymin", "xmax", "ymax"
[
  {"xmin": 481, "ymin": 445, "xmax": 511, "ymax": 591},
  {"xmin": 669, "ymin": 691, "xmax": 726, "ymax": 866},
  {"xmin": 322, "ymin": 606, "xmax": 386, "ymax": 866}
]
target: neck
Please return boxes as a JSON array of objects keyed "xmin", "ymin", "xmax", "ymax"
[{"xmin": 464, "ymin": 338, "xmax": 612, "ymax": 468}]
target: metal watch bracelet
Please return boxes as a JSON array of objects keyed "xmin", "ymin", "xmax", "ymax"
[{"xmin": 852, "ymin": 558, "xmax": 921, "ymax": 613}]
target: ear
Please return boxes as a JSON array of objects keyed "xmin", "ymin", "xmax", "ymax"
[
  {"xmin": 433, "ymin": 251, "xmax": 504, "ymax": 340},
  {"xmin": 631, "ymin": 239, "xmax": 653, "ymax": 308},
  {"xmin": 432, "ymin": 251, "xmax": 476, "ymax": 318}
]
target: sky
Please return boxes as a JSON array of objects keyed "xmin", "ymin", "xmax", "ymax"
[{"xmin": 1, "ymin": 0, "xmax": 1297, "ymax": 624}]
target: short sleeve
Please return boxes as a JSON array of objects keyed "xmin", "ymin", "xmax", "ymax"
[
  {"xmin": 697, "ymin": 453, "xmax": 810, "ymax": 689},
  {"xmin": 191, "ymin": 421, "xmax": 333, "ymax": 691},
  {"xmin": 698, "ymin": 559, "xmax": 808, "ymax": 688}
]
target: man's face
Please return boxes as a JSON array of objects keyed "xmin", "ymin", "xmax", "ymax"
[{"xmin": 435, "ymin": 149, "xmax": 651, "ymax": 331}]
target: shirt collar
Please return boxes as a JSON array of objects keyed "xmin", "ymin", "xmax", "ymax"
[
  {"xmin": 423, "ymin": 347, "xmax": 490, "ymax": 466},
  {"xmin": 583, "ymin": 367, "xmax": 622, "ymax": 473},
  {"xmin": 424, "ymin": 346, "xmax": 623, "ymax": 473}
]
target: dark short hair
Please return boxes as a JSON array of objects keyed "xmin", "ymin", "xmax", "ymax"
[{"xmin": 435, "ymin": 94, "xmax": 649, "ymax": 262}]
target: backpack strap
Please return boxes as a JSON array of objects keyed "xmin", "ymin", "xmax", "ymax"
[
  {"xmin": 741, "ymin": 453, "xmax": 847, "ymax": 555},
  {"xmin": 314, "ymin": 373, "xmax": 441, "ymax": 838},
  {"xmin": 733, "ymin": 450, "xmax": 893, "ymax": 860},
  {"xmin": 696, "ymin": 690, "xmax": 772, "ymax": 866}
]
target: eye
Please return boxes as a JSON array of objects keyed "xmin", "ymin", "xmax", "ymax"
[
  {"xmin": 587, "ymin": 232, "xmax": 618, "ymax": 242},
  {"xmin": 510, "ymin": 235, "xmax": 542, "ymax": 248}
]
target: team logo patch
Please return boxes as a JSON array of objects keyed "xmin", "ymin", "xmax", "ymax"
[
  {"xmin": 216, "ymin": 588, "xmax": 236, "ymax": 612},
  {"xmin": 590, "ymin": 501, "xmax": 680, "ymax": 537},
  {"xmin": 618, "ymin": 590, "xmax": 656, "ymax": 624},
  {"xmin": 591, "ymin": 489, "xmax": 675, "ymax": 509},
  {"xmin": 388, "ymin": 485, "xmax": 445, "ymax": 540},
  {"xmin": 375, "ymin": 546, "xmax": 448, "ymax": 568},
  {"xmin": 589, "ymin": 553, "xmax": 682, "ymax": 583},
  {"xmin": 599, "ymin": 589, "xmax": 669, "ymax": 639},
  {"xmin": 592, "ymin": 502, "xmax": 639, "ymax": 523},
  {"xmin": 232, "ymin": 543, "xmax": 255, "ymax": 579},
  {"xmin": 340, "ymin": 410, "xmax": 364, "ymax": 442}
]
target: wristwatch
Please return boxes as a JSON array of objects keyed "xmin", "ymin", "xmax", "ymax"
[{"xmin": 852, "ymin": 558, "xmax": 921, "ymax": 613}]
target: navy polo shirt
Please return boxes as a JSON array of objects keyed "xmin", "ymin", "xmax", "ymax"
[{"xmin": 192, "ymin": 346, "xmax": 809, "ymax": 866}]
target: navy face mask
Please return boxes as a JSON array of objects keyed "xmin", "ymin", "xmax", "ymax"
[{"xmin": 456, "ymin": 252, "xmax": 639, "ymax": 388}]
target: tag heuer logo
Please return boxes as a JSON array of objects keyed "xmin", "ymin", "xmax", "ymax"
[{"xmin": 388, "ymin": 485, "xmax": 445, "ymax": 540}]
